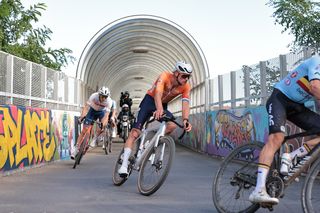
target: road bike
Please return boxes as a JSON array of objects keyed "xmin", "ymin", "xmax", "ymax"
[
  {"xmin": 73, "ymin": 118, "xmax": 103, "ymax": 169},
  {"xmin": 112, "ymin": 114, "xmax": 185, "ymax": 196},
  {"xmin": 212, "ymin": 129, "xmax": 320, "ymax": 213}
]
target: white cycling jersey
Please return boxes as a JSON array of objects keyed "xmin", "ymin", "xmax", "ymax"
[{"xmin": 87, "ymin": 92, "xmax": 112, "ymax": 112}]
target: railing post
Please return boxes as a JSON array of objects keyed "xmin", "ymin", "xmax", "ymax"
[
  {"xmin": 231, "ymin": 71, "xmax": 236, "ymax": 108},
  {"xmin": 244, "ymin": 66, "xmax": 250, "ymax": 107},
  {"xmin": 218, "ymin": 75, "xmax": 223, "ymax": 109},
  {"xmin": 279, "ymin": 54, "xmax": 287, "ymax": 79},
  {"xmin": 41, "ymin": 66, "xmax": 46, "ymax": 108},
  {"xmin": 260, "ymin": 61, "xmax": 267, "ymax": 105},
  {"xmin": 26, "ymin": 62, "xmax": 32, "ymax": 106},
  {"xmin": 6, "ymin": 55, "xmax": 13, "ymax": 104}
]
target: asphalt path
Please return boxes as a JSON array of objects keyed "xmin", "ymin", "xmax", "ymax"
[{"xmin": 0, "ymin": 140, "xmax": 311, "ymax": 213}]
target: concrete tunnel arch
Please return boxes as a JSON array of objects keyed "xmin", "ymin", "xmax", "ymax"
[{"xmin": 76, "ymin": 14, "xmax": 210, "ymax": 111}]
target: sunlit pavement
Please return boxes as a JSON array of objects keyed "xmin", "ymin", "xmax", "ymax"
[{"xmin": 0, "ymin": 138, "xmax": 312, "ymax": 213}]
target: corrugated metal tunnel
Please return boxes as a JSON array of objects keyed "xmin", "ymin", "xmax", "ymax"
[{"xmin": 76, "ymin": 15, "xmax": 209, "ymax": 112}]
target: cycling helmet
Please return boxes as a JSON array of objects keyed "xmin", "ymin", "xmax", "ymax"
[
  {"xmin": 174, "ymin": 61, "xmax": 192, "ymax": 74},
  {"xmin": 122, "ymin": 104, "xmax": 129, "ymax": 112},
  {"xmin": 124, "ymin": 91, "xmax": 130, "ymax": 96},
  {"xmin": 98, "ymin": 86, "xmax": 110, "ymax": 97}
]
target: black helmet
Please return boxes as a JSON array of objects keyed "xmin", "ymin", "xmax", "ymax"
[{"xmin": 124, "ymin": 91, "xmax": 129, "ymax": 97}]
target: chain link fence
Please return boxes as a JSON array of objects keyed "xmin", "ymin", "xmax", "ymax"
[{"xmin": 0, "ymin": 51, "xmax": 88, "ymax": 111}]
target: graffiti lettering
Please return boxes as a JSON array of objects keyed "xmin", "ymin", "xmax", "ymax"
[{"xmin": 0, "ymin": 105, "xmax": 56, "ymax": 171}]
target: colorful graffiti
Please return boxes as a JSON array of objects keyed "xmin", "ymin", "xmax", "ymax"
[
  {"xmin": 0, "ymin": 105, "xmax": 56, "ymax": 172},
  {"xmin": 214, "ymin": 110, "xmax": 256, "ymax": 149},
  {"xmin": 51, "ymin": 110, "xmax": 79, "ymax": 160}
]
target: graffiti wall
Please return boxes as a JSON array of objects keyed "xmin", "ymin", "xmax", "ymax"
[
  {"xmin": 51, "ymin": 110, "xmax": 79, "ymax": 160},
  {"xmin": 177, "ymin": 106, "xmax": 306, "ymax": 158},
  {"xmin": 0, "ymin": 105, "xmax": 79, "ymax": 174}
]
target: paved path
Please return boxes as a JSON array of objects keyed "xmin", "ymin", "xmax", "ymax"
[{"xmin": 0, "ymin": 141, "xmax": 311, "ymax": 213}]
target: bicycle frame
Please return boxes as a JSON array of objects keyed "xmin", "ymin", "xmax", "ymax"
[{"xmin": 133, "ymin": 120, "xmax": 167, "ymax": 170}]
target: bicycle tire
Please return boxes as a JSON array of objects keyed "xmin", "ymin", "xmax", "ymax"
[
  {"xmin": 137, "ymin": 136, "xmax": 175, "ymax": 196},
  {"xmin": 112, "ymin": 148, "xmax": 127, "ymax": 186},
  {"xmin": 73, "ymin": 135, "xmax": 88, "ymax": 169},
  {"xmin": 212, "ymin": 142, "xmax": 264, "ymax": 213},
  {"xmin": 104, "ymin": 135, "xmax": 109, "ymax": 155},
  {"xmin": 301, "ymin": 157, "xmax": 320, "ymax": 213}
]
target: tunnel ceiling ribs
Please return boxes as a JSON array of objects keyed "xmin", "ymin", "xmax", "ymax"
[{"xmin": 77, "ymin": 15, "xmax": 209, "ymax": 109}]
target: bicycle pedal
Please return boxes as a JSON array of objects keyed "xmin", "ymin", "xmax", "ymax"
[{"xmin": 260, "ymin": 203, "xmax": 274, "ymax": 211}]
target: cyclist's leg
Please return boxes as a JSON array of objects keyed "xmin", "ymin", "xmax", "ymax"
[
  {"xmin": 287, "ymin": 106, "xmax": 320, "ymax": 158},
  {"xmin": 118, "ymin": 95, "xmax": 154, "ymax": 175},
  {"xmin": 250, "ymin": 89, "xmax": 287, "ymax": 204}
]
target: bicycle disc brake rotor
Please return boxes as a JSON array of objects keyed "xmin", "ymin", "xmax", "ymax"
[{"xmin": 266, "ymin": 176, "xmax": 284, "ymax": 198}]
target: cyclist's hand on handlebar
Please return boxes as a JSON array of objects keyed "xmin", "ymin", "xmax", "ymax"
[
  {"xmin": 153, "ymin": 109, "xmax": 164, "ymax": 120},
  {"xmin": 183, "ymin": 119, "xmax": 192, "ymax": 132},
  {"xmin": 78, "ymin": 117, "xmax": 84, "ymax": 124}
]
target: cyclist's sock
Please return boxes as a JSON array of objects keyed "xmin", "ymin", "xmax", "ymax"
[
  {"xmin": 122, "ymin": 147, "xmax": 132, "ymax": 168},
  {"xmin": 290, "ymin": 143, "xmax": 310, "ymax": 159},
  {"xmin": 255, "ymin": 163, "xmax": 270, "ymax": 191}
]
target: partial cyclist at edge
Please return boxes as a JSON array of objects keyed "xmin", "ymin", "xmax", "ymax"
[
  {"xmin": 118, "ymin": 61, "xmax": 193, "ymax": 176},
  {"xmin": 71, "ymin": 86, "xmax": 113, "ymax": 159},
  {"xmin": 249, "ymin": 55, "xmax": 320, "ymax": 204}
]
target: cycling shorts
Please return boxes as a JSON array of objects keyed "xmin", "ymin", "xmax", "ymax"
[
  {"xmin": 133, "ymin": 94, "xmax": 173, "ymax": 130},
  {"xmin": 266, "ymin": 88, "xmax": 320, "ymax": 134},
  {"xmin": 84, "ymin": 107, "xmax": 105, "ymax": 125}
]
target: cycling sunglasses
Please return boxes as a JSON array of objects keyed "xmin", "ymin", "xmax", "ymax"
[{"xmin": 180, "ymin": 74, "xmax": 191, "ymax": 80}]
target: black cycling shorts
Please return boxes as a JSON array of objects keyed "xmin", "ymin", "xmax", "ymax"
[
  {"xmin": 266, "ymin": 88, "xmax": 320, "ymax": 134},
  {"xmin": 133, "ymin": 94, "xmax": 173, "ymax": 130}
]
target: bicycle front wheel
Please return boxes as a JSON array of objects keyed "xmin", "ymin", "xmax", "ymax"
[
  {"xmin": 112, "ymin": 148, "xmax": 127, "ymax": 186},
  {"xmin": 212, "ymin": 142, "xmax": 264, "ymax": 213},
  {"xmin": 73, "ymin": 135, "xmax": 88, "ymax": 169},
  {"xmin": 137, "ymin": 136, "xmax": 175, "ymax": 196},
  {"xmin": 301, "ymin": 158, "xmax": 320, "ymax": 213}
]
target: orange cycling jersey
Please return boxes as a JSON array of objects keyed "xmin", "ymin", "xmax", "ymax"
[{"xmin": 147, "ymin": 71, "xmax": 191, "ymax": 104}]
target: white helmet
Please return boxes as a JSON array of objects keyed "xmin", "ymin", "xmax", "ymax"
[
  {"xmin": 175, "ymin": 61, "xmax": 193, "ymax": 74},
  {"xmin": 98, "ymin": 86, "xmax": 110, "ymax": 97}
]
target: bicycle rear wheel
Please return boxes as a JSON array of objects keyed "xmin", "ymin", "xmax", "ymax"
[
  {"xmin": 301, "ymin": 158, "xmax": 320, "ymax": 213},
  {"xmin": 137, "ymin": 136, "xmax": 175, "ymax": 196},
  {"xmin": 212, "ymin": 142, "xmax": 264, "ymax": 213}
]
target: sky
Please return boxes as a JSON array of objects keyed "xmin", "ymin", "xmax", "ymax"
[{"xmin": 22, "ymin": 0, "xmax": 293, "ymax": 79}]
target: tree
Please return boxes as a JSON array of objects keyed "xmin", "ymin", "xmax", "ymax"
[
  {"xmin": 0, "ymin": 0, "xmax": 75, "ymax": 70},
  {"xmin": 267, "ymin": 0, "xmax": 320, "ymax": 52}
]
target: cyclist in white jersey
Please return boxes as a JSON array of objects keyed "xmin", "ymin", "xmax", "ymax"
[
  {"xmin": 249, "ymin": 55, "xmax": 320, "ymax": 204},
  {"xmin": 71, "ymin": 86, "xmax": 113, "ymax": 159}
]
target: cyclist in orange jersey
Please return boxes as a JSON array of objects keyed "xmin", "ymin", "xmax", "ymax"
[{"xmin": 118, "ymin": 61, "xmax": 193, "ymax": 176}]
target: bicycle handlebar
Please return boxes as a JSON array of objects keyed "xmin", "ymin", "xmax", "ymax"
[{"xmin": 147, "ymin": 114, "xmax": 186, "ymax": 140}]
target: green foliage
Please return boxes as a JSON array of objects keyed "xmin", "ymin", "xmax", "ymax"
[
  {"xmin": 267, "ymin": 0, "xmax": 320, "ymax": 52},
  {"xmin": 0, "ymin": 0, "xmax": 75, "ymax": 70}
]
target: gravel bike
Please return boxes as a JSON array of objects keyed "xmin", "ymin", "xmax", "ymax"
[
  {"xmin": 73, "ymin": 118, "xmax": 103, "ymax": 169},
  {"xmin": 112, "ymin": 114, "xmax": 185, "ymax": 196},
  {"xmin": 212, "ymin": 129, "xmax": 320, "ymax": 213}
]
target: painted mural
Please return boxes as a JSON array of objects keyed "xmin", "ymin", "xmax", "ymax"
[
  {"xmin": 0, "ymin": 105, "xmax": 56, "ymax": 172},
  {"xmin": 177, "ymin": 106, "xmax": 308, "ymax": 158},
  {"xmin": 51, "ymin": 110, "xmax": 79, "ymax": 160},
  {"xmin": 0, "ymin": 105, "xmax": 80, "ymax": 174}
]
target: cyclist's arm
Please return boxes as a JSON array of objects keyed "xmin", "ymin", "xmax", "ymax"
[
  {"xmin": 181, "ymin": 85, "xmax": 192, "ymax": 132},
  {"xmin": 80, "ymin": 103, "xmax": 90, "ymax": 118},
  {"xmin": 101, "ymin": 111, "xmax": 110, "ymax": 128},
  {"xmin": 310, "ymin": 79, "xmax": 320, "ymax": 99},
  {"xmin": 153, "ymin": 75, "xmax": 165, "ymax": 119}
]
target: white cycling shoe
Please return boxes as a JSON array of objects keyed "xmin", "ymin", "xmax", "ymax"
[
  {"xmin": 70, "ymin": 148, "xmax": 78, "ymax": 160},
  {"xmin": 118, "ymin": 165, "xmax": 129, "ymax": 177},
  {"xmin": 280, "ymin": 153, "xmax": 292, "ymax": 175},
  {"xmin": 249, "ymin": 188, "xmax": 279, "ymax": 204}
]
